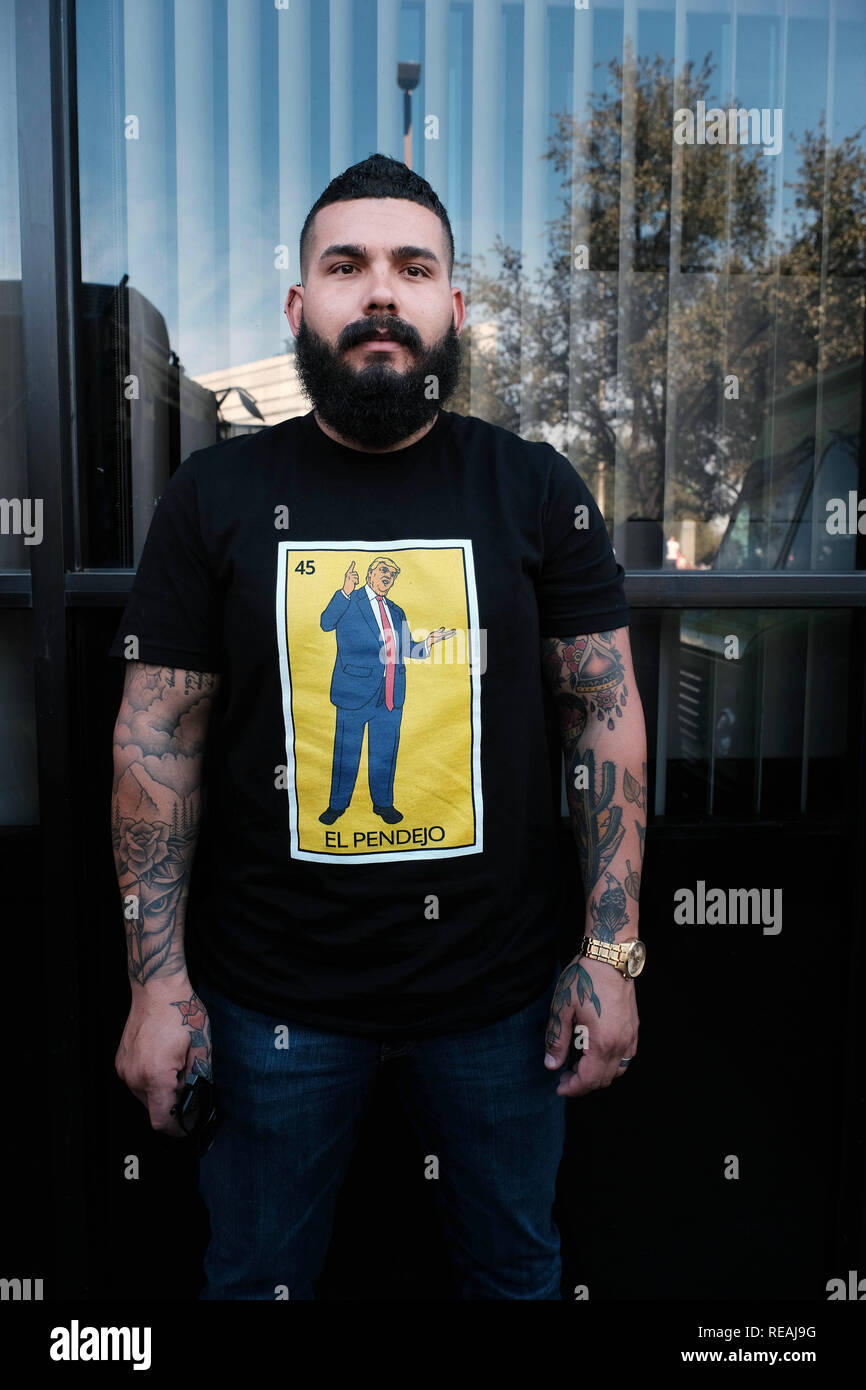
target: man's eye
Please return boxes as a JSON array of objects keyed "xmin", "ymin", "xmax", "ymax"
[{"xmin": 329, "ymin": 263, "xmax": 427, "ymax": 276}]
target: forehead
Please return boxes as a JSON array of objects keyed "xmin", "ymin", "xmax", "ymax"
[{"xmin": 310, "ymin": 198, "xmax": 447, "ymax": 263}]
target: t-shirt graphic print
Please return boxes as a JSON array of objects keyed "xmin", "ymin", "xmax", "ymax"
[{"xmin": 276, "ymin": 539, "xmax": 483, "ymax": 863}]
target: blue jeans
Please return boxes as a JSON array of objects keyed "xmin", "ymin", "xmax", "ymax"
[{"xmin": 194, "ymin": 965, "xmax": 566, "ymax": 1300}]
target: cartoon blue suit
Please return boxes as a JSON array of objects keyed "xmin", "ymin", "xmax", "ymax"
[{"xmin": 320, "ymin": 584, "xmax": 431, "ymax": 812}]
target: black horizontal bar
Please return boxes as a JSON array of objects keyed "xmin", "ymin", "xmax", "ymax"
[
  {"xmin": 1, "ymin": 570, "xmax": 863, "ymax": 610},
  {"xmin": 56, "ymin": 569, "xmax": 866, "ymax": 608},
  {"xmin": 0, "ymin": 573, "xmax": 31, "ymax": 603},
  {"xmin": 63, "ymin": 571, "xmax": 138, "ymax": 604},
  {"xmin": 623, "ymin": 571, "xmax": 866, "ymax": 607}
]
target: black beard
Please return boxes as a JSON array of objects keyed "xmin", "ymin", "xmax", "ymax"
[{"xmin": 293, "ymin": 312, "xmax": 462, "ymax": 449}]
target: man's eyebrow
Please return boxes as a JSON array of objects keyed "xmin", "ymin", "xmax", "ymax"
[{"xmin": 317, "ymin": 242, "xmax": 441, "ymax": 269}]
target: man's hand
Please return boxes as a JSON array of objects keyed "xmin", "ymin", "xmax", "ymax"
[
  {"xmin": 426, "ymin": 626, "xmax": 456, "ymax": 646},
  {"xmin": 543, "ymin": 955, "xmax": 639, "ymax": 1098},
  {"xmin": 115, "ymin": 977, "xmax": 213, "ymax": 1138},
  {"xmin": 342, "ymin": 560, "xmax": 359, "ymax": 596}
]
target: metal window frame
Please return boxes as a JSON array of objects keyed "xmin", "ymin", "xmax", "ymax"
[
  {"xmin": 14, "ymin": 0, "xmax": 86, "ymax": 1297},
  {"xmin": 7, "ymin": 570, "xmax": 866, "ymax": 607}
]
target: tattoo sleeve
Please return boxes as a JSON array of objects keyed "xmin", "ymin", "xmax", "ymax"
[
  {"xmin": 541, "ymin": 628, "xmax": 647, "ymax": 1015},
  {"xmin": 111, "ymin": 663, "xmax": 220, "ymax": 988}
]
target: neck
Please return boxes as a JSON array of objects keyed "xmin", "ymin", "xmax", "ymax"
[{"xmin": 312, "ymin": 409, "xmax": 439, "ymax": 453}]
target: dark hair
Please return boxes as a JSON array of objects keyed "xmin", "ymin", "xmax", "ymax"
[{"xmin": 299, "ymin": 153, "xmax": 454, "ymax": 283}]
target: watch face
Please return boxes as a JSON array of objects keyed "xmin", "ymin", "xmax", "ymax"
[{"xmin": 626, "ymin": 940, "xmax": 646, "ymax": 976}]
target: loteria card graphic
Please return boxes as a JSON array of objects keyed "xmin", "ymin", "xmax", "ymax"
[{"xmin": 276, "ymin": 539, "xmax": 483, "ymax": 863}]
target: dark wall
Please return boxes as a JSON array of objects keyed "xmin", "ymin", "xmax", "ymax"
[{"xmin": 5, "ymin": 606, "xmax": 859, "ymax": 1302}]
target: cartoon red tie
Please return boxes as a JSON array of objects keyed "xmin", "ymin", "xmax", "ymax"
[{"xmin": 376, "ymin": 595, "xmax": 396, "ymax": 711}]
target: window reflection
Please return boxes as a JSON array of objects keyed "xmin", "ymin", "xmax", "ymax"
[
  {"xmin": 0, "ymin": 0, "xmax": 28, "ymax": 571},
  {"xmin": 660, "ymin": 608, "xmax": 852, "ymax": 821},
  {"xmin": 716, "ymin": 361, "xmax": 861, "ymax": 572},
  {"xmin": 0, "ymin": 613, "xmax": 38, "ymax": 825},
  {"xmin": 71, "ymin": 1, "xmax": 864, "ymax": 569},
  {"xmin": 557, "ymin": 606, "xmax": 854, "ymax": 827}
]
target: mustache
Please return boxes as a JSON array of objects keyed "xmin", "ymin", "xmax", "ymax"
[{"xmin": 337, "ymin": 316, "xmax": 422, "ymax": 354}]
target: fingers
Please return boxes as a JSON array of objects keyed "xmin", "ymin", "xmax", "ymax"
[
  {"xmin": 556, "ymin": 1049, "xmax": 608, "ymax": 1098},
  {"xmin": 556, "ymin": 1051, "xmax": 636, "ymax": 1098},
  {"xmin": 545, "ymin": 1018, "xmax": 638, "ymax": 1098},
  {"xmin": 126, "ymin": 1069, "xmax": 189, "ymax": 1139},
  {"xmin": 543, "ymin": 1010, "xmax": 572, "ymax": 1072},
  {"xmin": 154, "ymin": 1089, "xmax": 188, "ymax": 1140},
  {"xmin": 115, "ymin": 1008, "xmax": 209, "ymax": 1142}
]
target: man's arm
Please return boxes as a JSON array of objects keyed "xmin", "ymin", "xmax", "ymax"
[
  {"xmin": 540, "ymin": 627, "xmax": 647, "ymax": 1097},
  {"xmin": 112, "ymin": 661, "xmax": 221, "ymax": 1136}
]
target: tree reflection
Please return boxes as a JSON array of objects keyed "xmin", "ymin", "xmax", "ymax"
[{"xmin": 451, "ymin": 54, "xmax": 865, "ymax": 567}]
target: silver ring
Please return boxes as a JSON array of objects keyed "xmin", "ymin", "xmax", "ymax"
[{"xmin": 618, "ymin": 1057, "xmax": 634, "ymax": 1067}]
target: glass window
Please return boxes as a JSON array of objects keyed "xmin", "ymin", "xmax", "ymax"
[
  {"xmin": 0, "ymin": 612, "xmax": 39, "ymax": 825},
  {"xmin": 0, "ymin": 0, "xmax": 30, "ymax": 571},
  {"xmin": 556, "ymin": 606, "xmax": 854, "ymax": 826},
  {"xmin": 73, "ymin": 1, "xmax": 864, "ymax": 569},
  {"xmin": 656, "ymin": 606, "xmax": 853, "ymax": 821}
]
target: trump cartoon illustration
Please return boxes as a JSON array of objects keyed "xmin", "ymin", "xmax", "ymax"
[{"xmin": 318, "ymin": 556, "xmax": 455, "ymax": 824}]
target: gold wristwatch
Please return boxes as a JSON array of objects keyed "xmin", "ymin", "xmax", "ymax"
[{"xmin": 579, "ymin": 935, "xmax": 646, "ymax": 980}]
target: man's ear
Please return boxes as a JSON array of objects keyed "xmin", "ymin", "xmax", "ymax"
[
  {"xmin": 451, "ymin": 287, "xmax": 466, "ymax": 335},
  {"xmin": 285, "ymin": 283, "xmax": 304, "ymax": 332}
]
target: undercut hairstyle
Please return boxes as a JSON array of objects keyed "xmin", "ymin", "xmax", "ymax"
[{"xmin": 299, "ymin": 153, "xmax": 455, "ymax": 284}]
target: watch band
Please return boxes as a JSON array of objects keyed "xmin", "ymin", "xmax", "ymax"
[{"xmin": 579, "ymin": 935, "xmax": 645, "ymax": 978}]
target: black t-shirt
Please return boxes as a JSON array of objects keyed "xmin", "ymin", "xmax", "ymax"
[{"xmin": 108, "ymin": 407, "xmax": 629, "ymax": 1037}]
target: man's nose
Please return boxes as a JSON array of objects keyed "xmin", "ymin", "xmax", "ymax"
[{"xmin": 363, "ymin": 270, "xmax": 401, "ymax": 313}]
